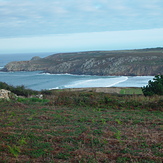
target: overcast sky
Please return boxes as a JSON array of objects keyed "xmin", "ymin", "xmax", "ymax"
[{"xmin": 0, "ymin": 0, "xmax": 163, "ymax": 54}]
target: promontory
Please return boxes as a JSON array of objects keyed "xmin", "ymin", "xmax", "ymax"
[{"xmin": 1, "ymin": 48, "xmax": 163, "ymax": 76}]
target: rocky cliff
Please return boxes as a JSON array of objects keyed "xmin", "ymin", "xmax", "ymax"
[{"xmin": 2, "ymin": 48, "xmax": 163, "ymax": 76}]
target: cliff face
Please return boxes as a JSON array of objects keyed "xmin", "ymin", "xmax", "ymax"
[{"xmin": 2, "ymin": 48, "xmax": 163, "ymax": 76}]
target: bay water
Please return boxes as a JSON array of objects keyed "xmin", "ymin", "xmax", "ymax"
[{"xmin": 0, "ymin": 53, "xmax": 153, "ymax": 91}]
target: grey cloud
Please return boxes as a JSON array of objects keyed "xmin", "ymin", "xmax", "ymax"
[{"xmin": 0, "ymin": 0, "xmax": 163, "ymax": 38}]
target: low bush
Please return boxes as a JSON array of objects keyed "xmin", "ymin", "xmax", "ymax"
[
  {"xmin": 41, "ymin": 89, "xmax": 53, "ymax": 95},
  {"xmin": 142, "ymin": 75, "xmax": 163, "ymax": 96},
  {"xmin": 0, "ymin": 81, "xmax": 38, "ymax": 97}
]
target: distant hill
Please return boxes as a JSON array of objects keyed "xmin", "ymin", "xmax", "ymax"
[{"xmin": 1, "ymin": 48, "xmax": 163, "ymax": 76}]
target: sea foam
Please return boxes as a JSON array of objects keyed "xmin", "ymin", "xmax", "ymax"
[{"xmin": 64, "ymin": 76, "xmax": 128, "ymax": 88}]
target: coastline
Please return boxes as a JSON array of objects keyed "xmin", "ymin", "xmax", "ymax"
[{"xmin": 1, "ymin": 48, "xmax": 162, "ymax": 76}]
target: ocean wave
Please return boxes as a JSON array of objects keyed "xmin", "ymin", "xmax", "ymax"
[
  {"xmin": 106, "ymin": 76, "xmax": 128, "ymax": 87},
  {"xmin": 49, "ymin": 86, "xmax": 64, "ymax": 89},
  {"xmin": 64, "ymin": 76, "xmax": 129, "ymax": 88},
  {"xmin": 40, "ymin": 72, "xmax": 99, "ymax": 77},
  {"xmin": 40, "ymin": 73, "xmax": 75, "ymax": 76}
]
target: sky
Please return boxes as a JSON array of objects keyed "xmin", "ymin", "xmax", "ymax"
[{"xmin": 0, "ymin": 0, "xmax": 163, "ymax": 54}]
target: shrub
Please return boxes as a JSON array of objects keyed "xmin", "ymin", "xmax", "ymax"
[
  {"xmin": 0, "ymin": 81, "xmax": 38, "ymax": 97},
  {"xmin": 142, "ymin": 75, "xmax": 163, "ymax": 96},
  {"xmin": 41, "ymin": 89, "xmax": 53, "ymax": 95}
]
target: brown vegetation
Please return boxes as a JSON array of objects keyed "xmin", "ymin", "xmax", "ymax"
[{"xmin": 0, "ymin": 90, "xmax": 163, "ymax": 162}]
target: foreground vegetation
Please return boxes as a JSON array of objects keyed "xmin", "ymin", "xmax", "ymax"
[{"xmin": 0, "ymin": 90, "xmax": 163, "ymax": 162}]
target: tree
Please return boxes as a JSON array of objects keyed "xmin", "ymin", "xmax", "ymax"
[{"xmin": 142, "ymin": 75, "xmax": 163, "ymax": 96}]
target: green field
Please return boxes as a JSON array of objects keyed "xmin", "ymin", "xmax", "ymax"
[
  {"xmin": 120, "ymin": 88, "xmax": 143, "ymax": 95},
  {"xmin": 0, "ymin": 91, "xmax": 163, "ymax": 162}
]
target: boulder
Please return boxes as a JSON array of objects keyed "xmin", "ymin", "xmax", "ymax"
[{"xmin": 0, "ymin": 89, "xmax": 11, "ymax": 100}]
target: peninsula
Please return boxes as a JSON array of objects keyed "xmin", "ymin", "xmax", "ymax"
[{"xmin": 2, "ymin": 48, "xmax": 163, "ymax": 76}]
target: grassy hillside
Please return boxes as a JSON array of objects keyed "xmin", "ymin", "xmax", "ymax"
[
  {"xmin": 1, "ymin": 91, "xmax": 163, "ymax": 162},
  {"xmin": 2, "ymin": 47, "xmax": 163, "ymax": 76}
]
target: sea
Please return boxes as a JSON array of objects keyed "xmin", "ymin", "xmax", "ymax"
[{"xmin": 0, "ymin": 52, "xmax": 154, "ymax": 91}]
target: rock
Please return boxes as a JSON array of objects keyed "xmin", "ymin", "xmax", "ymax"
[
  {"xmin": 0, "ymin": 89, "xmax": 11, "ymax": 100},
  {"xmin": 0, "ymin": 89, "xmax": 18, "ymax": 100}
]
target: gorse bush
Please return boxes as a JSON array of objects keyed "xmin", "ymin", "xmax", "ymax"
[
  {"xmin": 41, "ymin": 89, "xmax": 53, "ymax": 95},
  {"xmin": 142, "ymin": 75, "xmax": 163, "ymax": 96},
  {"xmin": 0, "ymin": 81, "xmax": 38, "ymax": 97}
]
